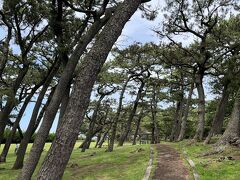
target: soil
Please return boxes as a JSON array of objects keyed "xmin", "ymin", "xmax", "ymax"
[{"xmin": 152, "ymin": 144, "xmax": 189, "ymax": 180}]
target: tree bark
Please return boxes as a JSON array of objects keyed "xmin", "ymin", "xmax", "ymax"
[
  {"xmin": 204, "ymin": 84, "xmax": 230, "ymax": 144},
  {"xmin": 170, "ymin": 100, "xmax": 183, "ymax": 141},
  {"xmin": 0, "ymin": 65, "xmax": 29, "ymax": 144},
  {"xmin": 132, "ymin": 107, "xmax": 144, "ymax": 145},
  {"xmin": 18, "ymin": 13, "xmax": 111, "ymax": 180},
  {"xmin": 118, "ymin": 80, "xmax": 145, "ymax": 146},
  {"xmin": 36, "ymin": 2, "xmax": 141, "ymax": 179},
  {"xmin": 150, "ymin": 85, "xmax": 160, "ymax": 144},
  {"xmin": 98, "ymin": 129, "xmax": 109, "ymax": 148},
  {"xmin": 178, "ymin": 81, "xmax": 194, "ymax": 141},
  {"xmin": 81, "ymin": 94, "xmax": 105, "ymax": 152},
  {"xmin": 216, "ymin": 87, "xmax": 240, "ymax": 145},
  {"xmin": 107, "ymin": 77, "xmax": 131, "ymax": 152},
  {"xmin": 12, "ymin": 82, "xmax": 56, "ymax": 170},
  {"xmin": 95, "ymin": 133, "xmax": 101, "ymax": 148},
  {"xmin": 0, "ymin": 25, "xmax": 12, "ymax": 77},
  {"xmin": 0, "ymin": 90, "xmax": 35, "ymax": 162},
  {"xmin": 56, "ymin": 84, "xmax": 70, "ymax": 130},
  {"xmin": 194, "ymin": 72, "xmax": 205, "ymax": 141},
  {"xmin": 0, "ymin": 60, "xmax": 55, "ymax": 162}
]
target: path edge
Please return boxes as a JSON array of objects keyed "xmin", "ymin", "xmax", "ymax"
[
  {"xmin": 183, "ymin": 150, "xmax": 200, "ymax": 180},
  {"xmin": 142, "ymin": 146, "xmax": 154, "ymax": 180}
]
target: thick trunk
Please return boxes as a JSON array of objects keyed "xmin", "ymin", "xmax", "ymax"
[
  {"xmin": 216, "ymin": 88, "xmax": 240, "ymax": 145},
  {"xmin": 194, "ymin": 73, "xmax": 205, "ymax": 141},
  {"xmin": 57, "ymin": 84, "xmax": 70, "ymax": 129},
  {"xmin": 59, "ymin": 86, "xmax": 70, "ymax": 120},
  {"xmin": 132, "ymin": 108, "xmax": 144, "ymax": 145},
  {"xmin": 178, "ymin": 81, "xmax": 194, "ymax": 141},
  {"xmin": 170, "ymin": 100, "xmax": 183, "ymax": 141},
  {"xmin": 204, "ymin": 84, "xmax": 230, "ymax": 144},
  {"xmin": 36, "ymin": 2, "xmax": 141, "ymax": 179},
  {"xmin": 118, "ymin": 80, "xmax": 145, "ymax": 146},
  {"xmin": 18, "ymin": 15, "xmax": 111, "ymax": 180}
]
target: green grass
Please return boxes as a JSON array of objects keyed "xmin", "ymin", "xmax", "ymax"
[
  {"xmin": 0, "ymin": 141, "xmax": 150, "ymax": 180},
  {"xmin": 165, "ymin": 140, "xmax": 240, "ymax": 180}
]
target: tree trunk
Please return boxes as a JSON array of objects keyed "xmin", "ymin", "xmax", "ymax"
[
  {"xmin": 0, "ymin": 65, "xmax": 29, "ymax": 144},
  {"xmin": 132, "ymin": 108, "xmax": 144, "ymax": 145},
  {"xmin": 81, "ymin": 94, "xmax": 105, "ymax": 152},
  {"xmin": 151, "ymin": 125, "xmax": 155, "ymax": 144},
  {"xmin": 118, "ymin": 80, "xmax": 145, "ymax": 146},
  {"xmin": 36, "ymin": 2, "xmax": 141, "ymax": 179},
  {"xmin": 12, "ymin": 84, "xmax": 56, "ymax": 170},
  {"xmin": 194, "ymin": 73, "xmax": 205, "ymax": 141},
  {"xmin": 0, "ymin": 91, "xmax": 35, "ymax": 162},
  {"xmin": 178, "ymin": 81, "xmax": 194, "ymax": 141},
  {"xmin": 151, "ymin": 86, "xmax": 160, "ymax": 144},
  {"xmin": 204, "ymin": 84, "xmax": 230, "ymax": 144},
  {"xmin": 95, "ymin": 133, "xmax": 101, "ymax": 148},
  {"xmin": 82, "ymin": 127, "xmax": 102, "ymax": 152},
  {"xmin": 108, "ymin": 77, "xmax": 131, "ymax": 152},
  {"xmin": 170, "ymin": 100, "xmax": 183, "ymax": 141},
  {"xmin": 216, "ymin": 87, "xmax": 240, "ymax": 145},
  {"xmin": 0, "ymin": 62, "xmax": 54, "ymax": 161},
  {"xmin": 98, "ymin": 130, "xmax": 109, "ymax": 148},
  {"xmin": 18, "ymin": 15, "xmax": 111, "ymax": 180},
  {"xmin": 59, "ymin": 84, "xmax": 70, "ymax": 121},
  {"xmin": 0, "ymin": 26, "xmax": 11, "ymax": 77}
]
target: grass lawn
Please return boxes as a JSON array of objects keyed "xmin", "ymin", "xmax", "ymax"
[
  {"xmin": 165, "ymin": 140, "xmax": 240, "ymax": 180},
  {"xmin": 0, "ymin": 141, "xmax": 150, "ymax": 180}
]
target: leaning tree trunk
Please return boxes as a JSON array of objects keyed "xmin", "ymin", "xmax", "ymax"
[
  {"xmin": 81, "ymin": 94, "xmax": 105, "ymax": 152},
  {"xmin": 82, "ymin": 127, "xmax": 103, "ymax": 152},
  {"xmin": 0, "ymin": 65, "xmax": 29, "ymax": 144},
  {"xmin": 57, "ymin": 84, "xmax": 70, "ymax": 128},
  {"xmin": 216, "ymin": 87, "xmax": 240, "ymax": 146},
  {"xmin": 194, "ymin": 73, "xmax": 205, "ymax": 141},
  {"xmin": 95, "ymin": 133, "xmax": 101, "ymax": 148},
  {"xmin": 18, "ymin": 14, "xmax": 111, "ymax": 180},
  {"xmin": 118, "ymin": 80, "xmax": 145, "ymax": 146},
  {"xmin": 132, "ymin": 107, "xmax": 144, "ymax": 145},
  {"xmin": 108, "ymin": 77, "xmax": 131, "ymax": 152},
  {"xmin": 178, "ymin": 81, "xmax": 194, "ymax": 141},
  {"xmin": 12, "ymin": 67, "xmax": 57, "ymax": 170},
  {"xmin": 98, "ymin": 129, "xmax": 110, "ymax": 148},
  {"xmin": 204, "ymin": 84, "xmax": 230, "ymax": 144},
  {"xmin": 0, "ymin": 60, "xmax": 57, "ymax": 161},
  {"xmin": 36, "ymin": 2, "xmax": 142, "ymax": 179},
  {"xmin": 13, "ymin": 83, "xmax": 54, "ymax": 169},
  {"xmin": 0, "ymin": 25, "xmax": 11, "ymax": 77},
  {"xmin": 0, "ymin": 91, "xmax": 35, "ymax": 162}
]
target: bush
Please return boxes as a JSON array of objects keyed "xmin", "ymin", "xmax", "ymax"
[{"xmin": 1, "ymin": 128, "xmax": 56, "ymax": 144}]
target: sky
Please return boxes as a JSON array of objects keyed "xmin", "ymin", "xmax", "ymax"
[
  {"xmin": 19, "ymin": 0, "xmax": 165, "ymax": 132},
  {"xmin": 1, "ymin": 0, "xmax": 216, "ymax": 132}
]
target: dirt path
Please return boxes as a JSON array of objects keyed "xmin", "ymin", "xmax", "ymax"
[{"xmin": 152, "ymin": 144, "xmax": 189, "ymax": 180}]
